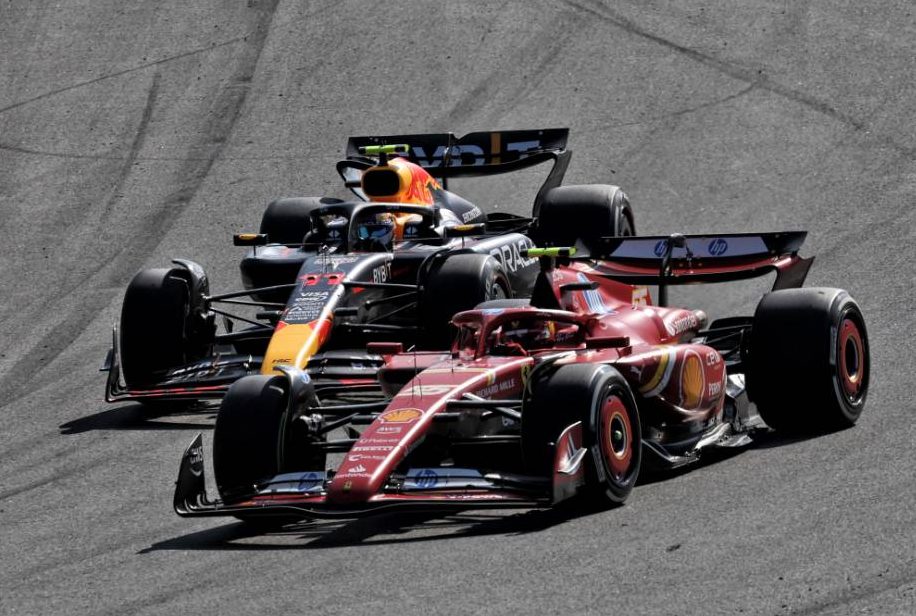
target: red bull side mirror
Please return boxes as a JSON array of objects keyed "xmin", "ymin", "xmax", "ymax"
[
  {"xmin": 233, "ymin": 233, "xmax": 268, "ymax": 246},
  {"xmin": 444, "ymin": 223, "xmax": 486, "ymax": 238}
]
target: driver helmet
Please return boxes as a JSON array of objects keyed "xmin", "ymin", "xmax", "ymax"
[
  {"xmin": 489, "ymin": 320, "xmax": 555, "ymax": 356},
  {"xmin": 354, "ymin": 213, "xmax": 396, "ymax": 250},
  {"xmin": 503, "ymin": 320, "xmax": 555, "ymax": 348}
]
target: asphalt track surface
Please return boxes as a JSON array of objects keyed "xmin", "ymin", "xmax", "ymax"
[{"xmin": 2, "ymin": 1, "xmax": 915, "ymax": 614}]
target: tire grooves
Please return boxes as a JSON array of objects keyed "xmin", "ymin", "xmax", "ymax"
[{"xmin": 0, "ymin": 1, "xmax": 280, "ymax": 409}]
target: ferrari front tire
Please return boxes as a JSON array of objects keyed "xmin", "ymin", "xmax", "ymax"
[
  {"xmin": 213, "ymin": 375, "xmax": 288, "ymax": 503},
  {"xmin": 522, "ymin": 363, "xmax": 641, "ymax": 507}
]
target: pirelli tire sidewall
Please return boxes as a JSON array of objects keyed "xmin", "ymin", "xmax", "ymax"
[
  {"xmin": 522, "ymin": 363, "xmax": 641, "ymax": 506},
  {"xmin": 120, "ymin": 267, "xmax": 200, "ymax": 388},
  {"xmin": 535, "ymin": 184, "xmax": 635, "ymax": 248},
  {"xmin": 747, "ymin": 287, "xmax": 870, "ymax": 433},
  {"xmin": 213, "ymin": 374, "xmax": 288, "ymax": 503}
]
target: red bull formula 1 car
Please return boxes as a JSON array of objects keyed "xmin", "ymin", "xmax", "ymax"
[
  {"xmin": 102, "ymin": 129, "xmax": 635, "ymax": 404},
  {"xmin": 173, "ymin": 230, "xmax": 869, "ymax": 522}
]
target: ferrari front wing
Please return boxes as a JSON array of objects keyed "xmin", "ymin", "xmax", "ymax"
[{"xmin": 173, "ymin": 423, "xmax": 588, "ymax": 520}]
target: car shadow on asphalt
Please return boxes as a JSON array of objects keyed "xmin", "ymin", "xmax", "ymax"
[
  {"xmin": 59, "ymin": 402, "xmax": 217, "ymax": 434},
  {"xmin": 624, "ymin": 428, "xmax": 822, "ymax": 487},
  {"xmin": 747, "ymin": 426, "xmax": 850, "ymax": 449},
  {"xmin": 138, "ymin": 502, "xmax": 608, "ymax": 553}
]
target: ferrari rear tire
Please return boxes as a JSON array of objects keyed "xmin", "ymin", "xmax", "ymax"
[
  {"xmin": 748, "ymin": 288, "xmax": 870, "ymax": 433},
  {"xmin": 259, "ymin": 196, "xmax": 342, "ymax": 245},
  {"xmin": 420, "ymin": 254, "xmax": 511, "ymax": 348},
  {"xmin": 536, "ymin": 184, "xmax": 635, "ymax": 247},
  {"xmin": 120, "ymin": 267, "xmax": 205, "ymax": 389},
  {"xmin": 523, "ymin": 363, "xmax": 641, "ymax": 506}
]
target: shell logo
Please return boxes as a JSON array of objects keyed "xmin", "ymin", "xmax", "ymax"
[
  {"xmin": 379, "ymin": 408, "xmax": 423, "ymax": 423},
  {"xmin": 681, "ymin": 352, "xmax": 705, "ymax": 409}
]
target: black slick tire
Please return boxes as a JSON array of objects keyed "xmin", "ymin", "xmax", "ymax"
[
  {"xmin": 522, "ymin": 363, "xmax": 641, "ymax": 507},
  {"xmin": 120, "ymin": 268, "xmax": 194, "ymax": 388},
  {"xmin": 420, "ymin": 254, "xmax": 510, "ymax": 348},
  {"xmin": 259, "ymin": 197, "xmax": 343, "ymax": 245},
  {"xmin": 536, "ymin": 184, "xmax": 635, "ymax": 247},
  {"xmin": 747, "ymin": 288, "xmax": 870, "ymax": 433},
  {"xmin": 214, "ymin": 374, "xmax": 326, "ymax": 528},
  {"xmin": 213, "ymin": 375, "xmax": 289, "ymax": 503}
]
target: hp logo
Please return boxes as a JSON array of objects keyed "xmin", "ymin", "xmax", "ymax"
[
  {"xmin": 297, "ymin": 472, "xmax": 320, "ymax": 491},
  {"xmin": 653, "ymin": 240, "xmax": 668, "ymax": 257},
  {"xmin": 416, "ymin": 469, "xmax": 439, "ymax": 488},
  {"xmin": 708, "ymin": 238, "xmax": 728, "ymax": 256}
]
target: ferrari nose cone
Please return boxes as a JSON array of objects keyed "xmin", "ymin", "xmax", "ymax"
[
  {"xmin": 325, "ymin": 437, "xmax": 411, "ymax": 504},
  {"xmin": 325, "ymin": 473, "xmax": 376, "ymax": 504}
]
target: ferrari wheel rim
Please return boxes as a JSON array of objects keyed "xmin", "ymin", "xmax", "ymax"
[
  {"xmin": 599, "ymin": 393, "xmax": 632, "ymax": 479},
  {"xmin": 838, "ymin": 316, "xmax": 865, "ymax": 401}
]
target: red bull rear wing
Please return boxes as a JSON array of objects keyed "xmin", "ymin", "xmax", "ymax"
[{"xmin": 345, "ymin": 128, "xmax": 569, "ymax": 177}]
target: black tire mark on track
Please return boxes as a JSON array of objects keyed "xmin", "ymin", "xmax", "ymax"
[
  {"xmin": 788, "ymin": 561, "xmax": 916, "ymax": 616},
  {"xmin": 0, "ymin": 1, "xmax": 281, "ymax": 409},
  {"xmin": 0, "ymin": 141, "xmax": 336, "ymax": 162},
  {"xmin": 0, "ymin": 36, "xmax": 246, "ymax": 117},
  {"xmin": 0, "ymin": 455, "xmax": 108, "ymax": 502},
  {"xmin": 103, "ymin": 73, "xmax": 160, "ymax": 218},
  {"xmin": 585, "ymin": 82, "xmax": 758, "ymax": 130},
  {"xmin": 561, "ymin": 0, "xmax": 865, "ymax": 131},
  {"xmin": 0, "ymin": 73, "xmax": 160, "ymax": 407},
  {"xmin": 436, "ymin": 11, "xmax": 587, "ymax": 128}
]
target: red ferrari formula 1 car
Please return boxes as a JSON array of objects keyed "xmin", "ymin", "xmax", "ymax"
[
  {"xmin": 103, "ymin": 129, "xmax": 635, "ymax": 406},
  {"xmin": 174, "ymin": 231, "xmax": 868, "ymax": 522}
]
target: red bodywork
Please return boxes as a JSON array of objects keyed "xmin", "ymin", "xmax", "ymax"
[{"xmin": 174, "ymin": 234, "xmax": 810, "ymax": 518}]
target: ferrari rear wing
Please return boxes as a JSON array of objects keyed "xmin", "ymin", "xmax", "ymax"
[{"xmin": 528, "ymin": 231, "xmax": 814, "ymax": 294}]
